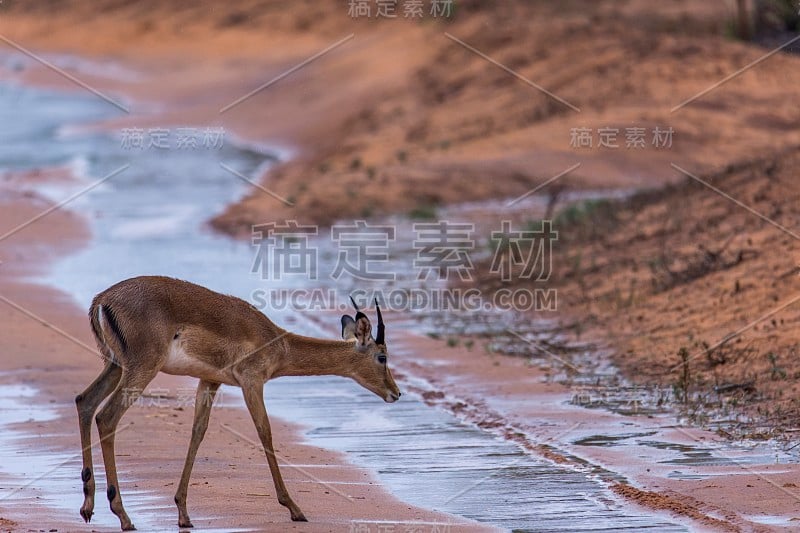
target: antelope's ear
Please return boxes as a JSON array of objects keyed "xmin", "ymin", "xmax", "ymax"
[
  {"xmin": 354, "ymin": 314, "xmax": 373, "ymax": 347},
  {"xmin": 346, "ymin": 295, "xmax": 374, "ymax": 347},
  {"xmin": 341, "ymin": 315, "xmax": 356, "ymax": 340}
]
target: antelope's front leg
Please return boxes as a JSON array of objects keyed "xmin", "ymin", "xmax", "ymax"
[{"xmin": 240, "ymin": 381, "xmax": 307, "ymax": 522}]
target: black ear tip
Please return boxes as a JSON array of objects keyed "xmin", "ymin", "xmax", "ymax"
[
  {"xmin": 348, "ymin": 296, "xmax": 367, "ymax": 321},
  {"xmin": 375, "ymin": 299, "xmax": 385, "ymax": 345}
]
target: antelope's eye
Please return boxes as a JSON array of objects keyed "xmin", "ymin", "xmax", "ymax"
[{"xmin": 377, "ymin": 355, "xmax": 387, "ymax": 365}]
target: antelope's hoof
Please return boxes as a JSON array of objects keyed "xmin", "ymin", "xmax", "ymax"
[
  {"xmin": 121, "ymin": 524, "xmax": 136, "ymax": 531},
  {"xmin": 178, "ymin": 519, "xmax": 194, "ymax": 528},
  {"xmin": 80, "ymin": 507, "xmax": 93, "ymax": 523},
  {"xmin": 291, "ymin": 511, "xmax": 308, "ymax": 522}
]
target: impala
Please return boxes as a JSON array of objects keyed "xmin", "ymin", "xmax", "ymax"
[{"xmin": 74, "ymin": 276, "xmax": 400, "ymax": 530}]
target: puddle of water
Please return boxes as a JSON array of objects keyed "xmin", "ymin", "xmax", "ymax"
[
  {"xmin": 0, "ymin": 384, "xmax": 58, "ymax": 425},
  {"xmin": 573, "ymin": 429, "xmax": 784, "ymax": 470},
  {"xmin": 640, "ymin": 440, "xmax": 779, "ymax": 467},
  {"xmin": 743, "ymin": 514, "xmax": 800, "ymax": 527},
  {"xmin": 0, "ymin": 75, "xmax": 688, "ymax": 531},
  {"xmin": 573, "ymin": 432, "xmax": 658, "ymax": 448}
]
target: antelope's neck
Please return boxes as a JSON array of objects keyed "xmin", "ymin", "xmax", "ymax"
[{"xmin": 271, "ymin": 332, "xmax": 358, "ymax": 378}]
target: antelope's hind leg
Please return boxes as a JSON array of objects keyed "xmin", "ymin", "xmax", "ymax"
[
  {"xmin": 75, "ymin": 361, "xmax": 123, "ymax": 523},
  {"xmin": 95, "ymin": 367, "xmax": 159, "ymax": 531}
]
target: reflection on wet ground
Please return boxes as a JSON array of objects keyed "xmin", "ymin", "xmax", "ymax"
[{"xmin": 0, "ymin": 81, "xmax": 691, "ymax": 531}]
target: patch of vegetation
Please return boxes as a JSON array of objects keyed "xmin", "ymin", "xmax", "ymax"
[
  {"xmin": 756, "ymin": 0, "xmax": 800, "ymax": 32},
  {"xmin": 555, "ymin": 198, "xmax": 614, "ymax": 226},
  {"xmin": 674, "ymin": 347, "xmax": 691, "ymax": 405},
  {"xmin": 552, "ymin": 198, "xmax": 619, "ymax": 241},
  {"xmin": 768, "ymin": 352, "xmax": 788, "ymax": 381},
  {"xmin": 408, "ymin": 203, "xmax": 438, "ymax": 220},
  {"xmin": 488, "ymin": 234, "xmax": 506, "ymax": 254},
  {"xmin": 727, "ymin": 0, "xmax": 800, "ymax": 40}
]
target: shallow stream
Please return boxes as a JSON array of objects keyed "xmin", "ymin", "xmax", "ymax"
[{"xmin": 0, "ymin": 71, "xmax": 690, "ymax": 531}]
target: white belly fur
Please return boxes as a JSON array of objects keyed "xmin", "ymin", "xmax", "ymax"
[{"xmin": 161, "ymin": 341, "xmax": 236, "ymax": 386}]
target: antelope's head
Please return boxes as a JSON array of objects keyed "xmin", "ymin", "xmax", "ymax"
[{"xmin": 341, "ymin": 297, "xmax": 401, "ymax": 403}]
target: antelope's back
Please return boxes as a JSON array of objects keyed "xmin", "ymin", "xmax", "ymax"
[{"xmin": 91, "ymin": 276, "xmax": 279, "ymax": 349}]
